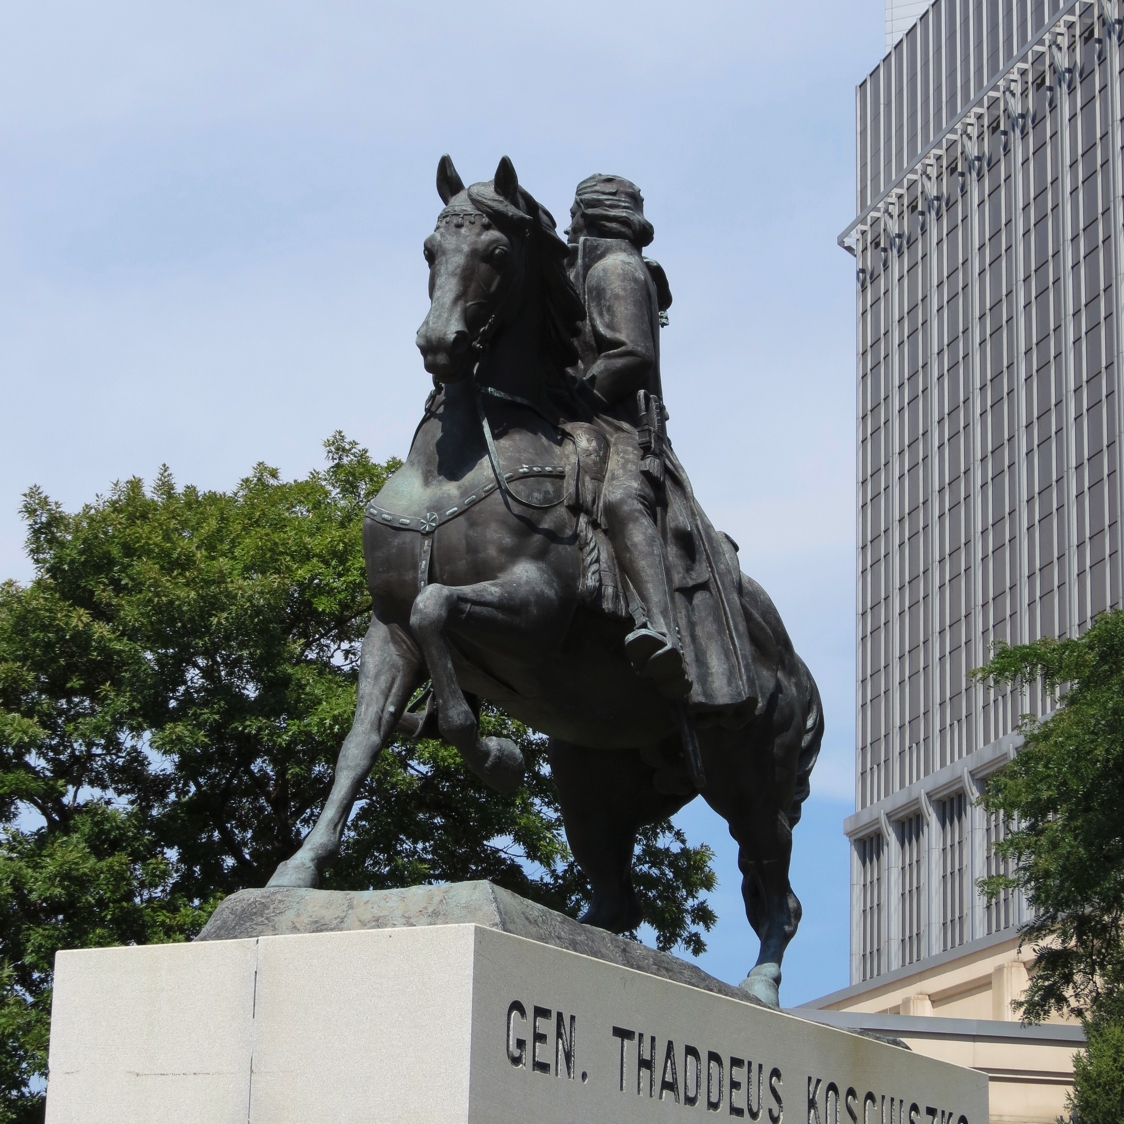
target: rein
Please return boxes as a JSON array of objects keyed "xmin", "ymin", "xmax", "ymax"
[
  {"xmin": 471, "ymin": 381, "xmax": 571, "ymax": 512},
  {"xmin": 465, "ymin": 245, "xmax": 573, "ymax": 514}
]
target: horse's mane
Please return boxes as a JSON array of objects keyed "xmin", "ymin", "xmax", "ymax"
[{"xmin": 463, "ymin": 179, "xmax": 586, "ymax": 398}]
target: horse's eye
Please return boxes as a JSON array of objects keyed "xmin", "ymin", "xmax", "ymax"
[{"xmin": 489, "ymin": 246, "xmax": 509, "ymax": 266}]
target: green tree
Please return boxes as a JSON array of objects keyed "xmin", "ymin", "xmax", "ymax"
[
  {"xmin": 0, "ymin": 434, "xmax": 715, "ymax": 1121},
  {"xmin": 975, "ymin": 610, "xmax": 1124, "ymax": 1122},
  {"xmin": 1067, "ymin": 996, "xmax": 1124, "ymax": 1124}
]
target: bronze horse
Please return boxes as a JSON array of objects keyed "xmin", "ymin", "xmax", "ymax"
[{"xmin": 269, "ymin": 156, "xmax": 823, "ymax": 1007}]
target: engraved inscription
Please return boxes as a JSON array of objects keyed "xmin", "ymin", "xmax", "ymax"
[
  {"xmin": 505, "ymin": 998, "xmax": 578, "ymax": 1080},
  {"xmin": 503, "ymin": 999, "xmax": 974, "ymax": 1123}
]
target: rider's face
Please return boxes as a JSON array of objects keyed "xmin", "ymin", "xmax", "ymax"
[{"xmin": 565, "ymin": 204, "xmax": 587, "ymax": 244}]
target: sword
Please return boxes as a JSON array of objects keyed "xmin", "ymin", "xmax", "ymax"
[{"xmin": 677, "ymin": 702, "xmax": 706, "ymax": 791}]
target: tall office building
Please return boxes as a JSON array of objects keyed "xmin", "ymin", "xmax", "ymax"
[
  {"xmin": 799, "ymin": 1, "xmax": 1123, "ymax": 1118},
  {"xmin": 887, "ymin": 0, "xmax": 937, "ymax": 50}
]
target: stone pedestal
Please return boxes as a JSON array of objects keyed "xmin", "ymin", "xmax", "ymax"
[{"xmin": 45, "ymin": 884, "xmax": 988, "ymax": 1124}]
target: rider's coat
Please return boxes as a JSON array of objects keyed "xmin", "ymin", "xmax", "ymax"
[
  {"xmin": 567, "ymin": 237, "xmax": 774, "ymax": 724},
  {"xmin": 570, "ymin": 237, "xmax": 663, "ymax": 424}
]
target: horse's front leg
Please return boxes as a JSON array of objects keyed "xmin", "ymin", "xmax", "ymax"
[
  {"xmin": 268, "ymin": 615, "xmax": 424, "ymax": 887},
  {"xmin": 409, "ymin": 567, "xmax": 565, "ymax": 792}
]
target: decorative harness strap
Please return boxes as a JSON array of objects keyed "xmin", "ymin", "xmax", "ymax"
[
  {"xmin": 364, "ymin": 463, "xmax": 567, "ymax": 535},
  {"xmin": 366, "ymin": 464, "xmax": 568, "ymax": 593}
]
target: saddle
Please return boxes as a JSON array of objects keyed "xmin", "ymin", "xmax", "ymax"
[{"xmin": 560, "ymin": 421, "xmax": 631, "ymax": 621}]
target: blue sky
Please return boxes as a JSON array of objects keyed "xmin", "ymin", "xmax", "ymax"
[{"xmin": 0, "ymin": 0, "xmax": 885, "ymax": 1005}]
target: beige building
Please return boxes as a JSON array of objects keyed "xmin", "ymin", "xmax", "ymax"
[
  {"xmin": 798, "ymin": 935, "xmax": 1084, "ymax": 1123},
  {"xmin": 811, "ymin": 0, "xmax": 1124, "ymax": 1117}
]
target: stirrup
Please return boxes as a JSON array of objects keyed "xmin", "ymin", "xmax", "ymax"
[
  {"xmin": 625, "ymin": 628, "xmax": 692, "ymax": 698},
  {"xmin": 625, "ymin": 627, "xmax": 668, "ymax": 671}
]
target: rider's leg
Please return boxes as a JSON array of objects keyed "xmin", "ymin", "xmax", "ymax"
[
  {"xmin": 600, "ymin": 435, "xmax": 688, "ymax": 694},
  {"xmin": 549, "ymin": 737, "xmax": 690, "ymax": 933},
  {"xmin": 269, "ymin": 615, "xmax": 424, "ymax": 888},
  {"xmin": 409, "ymin": 565, "xmax": 572, "ymax": 792}
]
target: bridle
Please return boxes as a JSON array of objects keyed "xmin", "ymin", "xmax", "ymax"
[
  {"xmin": 454, "ymin": 225, "xmax": 573, "ymax": 514},
  {"xmin": 371, "ymin": 203, "xmax": 579, "ymax": 593}
]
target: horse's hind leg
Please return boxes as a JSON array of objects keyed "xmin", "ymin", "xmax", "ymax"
[
  {"xmin": 701, "ymin": 725, "xmax": 803, "ymax": 1009},
  {"xmin": 734, "ymin": 814, "xmax": 802, "ymax": 1007},
  {"xmin": 268, "ymin": 615, "xmax": 423, "ymax": 888},
  {"xmin": 549, "ymin": 738, "xmax": 690, "ymax": 933}
]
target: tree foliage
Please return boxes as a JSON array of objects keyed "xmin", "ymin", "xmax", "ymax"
[
  {"xmin": 975, "ymin": 611, "xmax": 1124, "ymax": 1121},
  {"xmin": 975, "ymin": 610, "xmax": 1124, "ymax": 1024},
  {"xmin": 1067, "ymin": 995, "xmax": 1124, "ymax": 1124},
  {"xmin": 0, "ymin": 434, "xmax": 715, "ymax": 1120}
]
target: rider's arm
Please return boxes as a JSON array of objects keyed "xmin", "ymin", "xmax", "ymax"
[{"xmin": 582, "ymin": 255, "xmax": 656, "ymax": 408}]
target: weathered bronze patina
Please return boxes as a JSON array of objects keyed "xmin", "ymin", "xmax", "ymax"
[{"xmin": 268, "ymin": 156, "xmax": 823, "ymax": 1007}]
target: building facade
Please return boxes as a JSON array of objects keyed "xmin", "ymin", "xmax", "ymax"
[
  {"xmin": 805, "ymin": 1, "xmax": 1124, "ymax": 1118},
  {"xmin": 887, "ymin": 0, "xmax": 940, "ymax": 51},
  {"xmin": 842, "ymin": 0, "xmax": 1124, "ymax": 993}
]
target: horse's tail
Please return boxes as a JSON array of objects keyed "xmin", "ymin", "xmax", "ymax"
[{"xmin": 787, "ymin": 659, "xmax": 824, "ymax": 829}]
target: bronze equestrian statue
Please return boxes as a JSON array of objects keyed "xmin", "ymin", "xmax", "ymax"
[{"xmin": 268, "ymin": 156, "xmax": 823, "ymax": 1008}]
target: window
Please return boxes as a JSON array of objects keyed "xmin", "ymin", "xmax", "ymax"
[
  {"xmin": 939, "ymin": 792, "xmax": 969, "ymax": 949},
  {"xmin": 985, "ymin": 806, "xmax": 1015, "ymax": 934},
  {"xmin": 899, "ymin": 813, "xmax": 925, "ymax": 965},
  {"xmin": 859, "ymin": 833, "xmax": 884, "ymax": 980}
]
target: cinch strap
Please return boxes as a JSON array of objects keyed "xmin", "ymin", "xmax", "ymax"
[{"xmin": 417, "ymin": 534, "xmax": 433, "ymax": 591}]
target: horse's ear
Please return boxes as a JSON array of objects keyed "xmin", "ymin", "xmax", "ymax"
[
  {"xmin": 436, "ymin": 155, "xmax": 465, "ymax": 204},
  {"xmin": 494, "ymin": 156, "xmax": 519, "ymax": 203}
]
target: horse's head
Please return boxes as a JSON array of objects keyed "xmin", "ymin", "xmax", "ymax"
[{"xmin": 416, "ymin": 155, "xmax": 582, "ymax": 385}]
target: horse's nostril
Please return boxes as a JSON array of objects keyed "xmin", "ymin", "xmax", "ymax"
[{"xmin": 448, "ymin": 330, "xmax": 469, "ymax": 357}]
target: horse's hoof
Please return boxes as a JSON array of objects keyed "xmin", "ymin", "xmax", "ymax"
[
  {"xmin": 739, "ymin": 963, "xmax": 781, "ymax": 1008},
  {"xmin": 579, "ymin": 896, "xmax": 644, "ymax": 935},
  {"xmin": 478, "ymin": 736, "xmax": 525, "ymax": 793},
  {"xmin": 266, "ymin": 856, "xmax": 320, "ymax": 888}
]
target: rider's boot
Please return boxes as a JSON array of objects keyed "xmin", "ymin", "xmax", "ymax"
[
  {"xmin": 622, "ymin": 550, "xmax": 691, "ymax": 699},
  {"xmin": 625, "ymin": 626, "xmax": 687, "ymax": 692}
]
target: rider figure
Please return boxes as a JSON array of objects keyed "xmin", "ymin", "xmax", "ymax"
[{"xmin": 566, "ymin": 174, "xmax": 689, "ymax": 698}]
